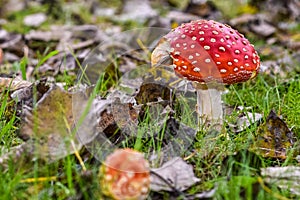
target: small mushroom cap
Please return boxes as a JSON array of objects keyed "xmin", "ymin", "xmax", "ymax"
[
  {"xmin": 152, "ymin": 20, "xmax": 260, "ymax": 85},
  {"xmin": 100, "ymin": 148, "xmax": 150, "ymax": 200}
]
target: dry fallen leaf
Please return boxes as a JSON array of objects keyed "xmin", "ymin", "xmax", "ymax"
[
  {"xmin": 261, "ymin": 166, "xmax": 300, "ymax": 196},
  {"xmin": 0, "ymin": 77, "xmax": 32, "ymax": 93},
  {"xmin": 150, "ymin": 157, "xmax": 200, "ymax": 192},
  {"xmin": 249, "ymin": 110, "xmax": 295, "ymax": 159},
  {"xmin": 226, "ymin": 106, "xmax": 263, "ymax": 133},
  {"xmin": 20, "ymin": 85, "xmax": 82, "ymax": 163}
]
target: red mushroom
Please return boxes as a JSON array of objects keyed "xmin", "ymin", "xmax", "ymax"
[
  {"xmin": 0, "ymin": 48, "xmax": 3, "ymax": 64},
  {"xmin": 99, "ymin": 148, "xmax": 150, "ymax": 200},
  {"xmin": 151, "ymin": 19, "xmax": 260, "ymax": 127}
]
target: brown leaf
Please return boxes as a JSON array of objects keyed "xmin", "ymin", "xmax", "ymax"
[
  {"xmin": 0, "ymin": 77, "xmax": 32, "ymax": 93},
  {"xmin": 249, "ymin": 110, "xmax": 295, "ymax": 159},
  {"xmin": 150, "ymin": 157, "xmax": 200, "ymax": 192},
  {"xmin": 20, "ymin": 85, "xmax": 82, "ymax": 162}
]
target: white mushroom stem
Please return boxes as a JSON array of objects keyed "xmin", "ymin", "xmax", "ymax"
[{"xmin": 193, "ymin": 83, "xmax": 223, "ymax": 127}]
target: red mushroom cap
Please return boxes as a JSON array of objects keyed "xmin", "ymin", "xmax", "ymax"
[
  {"xmin": 152, "ymin": 19, "xmax": 260, "ymax": 84},
  {"xmin": 100, "ymin": 148, "xmax": 150, "ymax": 200}
]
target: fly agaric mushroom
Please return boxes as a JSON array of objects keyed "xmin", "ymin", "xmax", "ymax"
[
  {"xmin": 100, "ymin": 148, "xmax": 150, "ymax": 200},
  {"xmin": 151, "ymin": 19, "xmax": 260, "ymax": 126}
]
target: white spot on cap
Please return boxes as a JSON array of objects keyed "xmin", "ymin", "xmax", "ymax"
[
  {"xmin": 242, "ymin": 40, "xmax": 247, "ymax": 45},
  {"xmin": 181, "ymin": 35, "xmax": 186, "ymax": 39},
  {"xmin": 192, "ymin": 61, "xmax": 197, "ymax": 64},
  {"xmin": 220, "ymin": 69, "xmax": 227, "ymax": 73},
  {"xmin": 184, "ymin": 47, "xmax": 187, "ymax": 50},
  {"xmin": 188, "ymin": 55, "xmax": 194, "ymax": 59},
  {"xmin": 240, "ymin": 66, "xmax": 244, "ymax": 69},
  {"xmin": 193, "ymin": 67, "xmax": 201, "ymax": 72},
  {"xmin": 205, "ymin": 58, "xmax": 211, "ymax": 63},
  {"xmin": 215, "ymin": 54, "xmax": 220, "ymax": 58},
  {"xmin": 141, "ymin": 187, "xmax": 149, "ymax": 194},
  {"xmin": 183, "ymin": 43, "xmax": 187, "ymax": 46},
  {"xmin": 245, "ymin": 55, "xmax": 249, "ymax": 59},
  {"xmin": 174, "ymin": 51, "xmax": 180, "ymax": 55},
  {"xmin": 195, "ymin": 53, "xmax": 200, "ymax": 56},
  {"xmin": 204, "ymin": 25, "xmax": 209, "ymax": 28},
  {"xmin": 210, "ymin": 38, "xmax": 216, "ymax": 42},
  {"xmin": 220, "ymin": 38, "xmax": 225, "ymax": 42},
  {"xmin": 182, "ymin": 65, "xmax": 187, "ymax": 69},
  {"xmin": 228, "ymin": 62, "xmax": 233, "ymax": 66},
  {"xmin": 192, "ymin": 36, "xmax": 197, "ymax": 40},
  {"xmin": 242, "ymin": 47, "xmax": 247, "ymax": 52},
  {"xmin": 216, "ymin": 62, "xmax": 221, "ymax": 65},
  {"xmin": 174, "ymin": 58, "xmax": 179, "ymax": 62},
  {"xmin": 212, "ymin": 30, "xmax": 219, "ymax": 35},
  {"xmin": 199, "ymin": 31, "xmax": 205, "ymax": 34},
  {"xmin": 234, "ymin": 67, "xmax": 238, "ymax": 72},
  {"xmin": 232, "ymin": 41, "xmax": 236, "ymax": 45},
  {"xmin": 184, "ymin": 29, "xmax": 188, "ymax": 33},
  {"xmin": 200, "ymin": 37, "xmax": 204, "ymax": 41},
  {"xmin": 176, "ymin": 43, "xmax": 180, "ymax": 47},
  {"xmin": 172, "ymin": 64, "xmax": 177, "ymax": 68},
  {"xmin": 225, "ymin": 35, "xmax": 230, "ymax": 39},
  {"xmin": 253, "ymin": 59, "xmax": 257, "ymax": 64},
  {"xmin": 126, "ymin": 171, "xmax": 135, "ymax": 178},
  {"xmin": 227, "ymin": 44, "xmax": 231, "ymax": 48},
  {"xmin": 235, "ymin": 49, "xmax": 240, "ymax": 54},
  {"xmin": 191, "ymin": 44, "xmax": 195, "ymax": 48},
  {"xmin": 204, "ymin": 45, "xmax": 210, "ymax": 50},
  {"xmin": 105, "ymin": 174, "xmax": 112, "ymax": 181},
  {"xmin": 245, "ymin": 63, "xmax": 250, "ymax": 67},
  {"xmin": 234, "ymin": 59, "xmax": 238, "ymax": 63},
  {"xmin": 219, "ymin": 46, "xmax": 226, "ymax": 52}
]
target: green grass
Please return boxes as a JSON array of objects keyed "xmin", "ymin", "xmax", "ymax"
[{"xmin": 0, "ymin": 62, "xmax": 299, "ymax": 199}]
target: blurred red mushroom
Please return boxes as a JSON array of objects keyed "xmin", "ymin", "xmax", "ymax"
[
  {"xmin": 152, "ymin": 19, "xmax": 260, "ymax": 127},
  {"xmin": 100, "ymin": 148, "xmax": 150, "ymax": 200},
  {"xmin": 0, "ymin": 48, "xmax": 3, "ymax": 64}
]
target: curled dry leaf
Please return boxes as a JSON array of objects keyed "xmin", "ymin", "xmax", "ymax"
[
  {"xmin": 249, "ymin": 110, "xmax": 295, "ymax": 159},
  {"xmin": 0, "ymin": 77, "xmax": 32, "ymax": 93},
  {"xmin": 73, "ymin": 87, "xmax": 140, "ymax": 160},
  {"xmin": 226, "ymin": 106, "xmax": 263, "ymax": 133},
  {"xmin": 21, "ymin": 85, "xmax": 82, "ymax": 163},
  {"xmin": 150, "ymin": 157, "xmax": 200, "ymax": 192}
]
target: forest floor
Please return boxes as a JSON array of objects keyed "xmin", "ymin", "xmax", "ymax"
[{"xmin": 0, "ymin": 0, "xmax": 299, "ymax": 199}]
